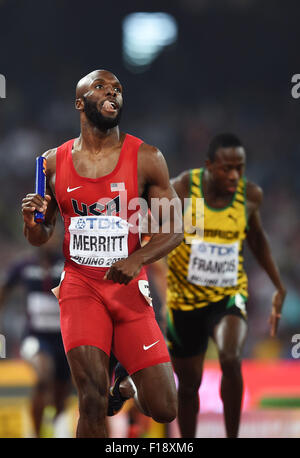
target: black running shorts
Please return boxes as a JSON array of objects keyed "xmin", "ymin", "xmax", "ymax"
[{"xmin": 166, "ymin": 295, "xmax": 247, "ymax": 358}]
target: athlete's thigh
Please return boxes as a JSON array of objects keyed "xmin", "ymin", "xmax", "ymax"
[
  {"xmin": 113, "ymin": 312, "xmax": 170, "ymax": 376},
  {"xmin": 59, "ymin": 270, "xmax": 113, "ymax": 356},
  {"xmin": 66, "ymin": 345, "xmax": 110, "ymax": 393},
  {"xmin": 131, "ymin": 361, "xmax": 177, "ymax": 412},
  {"xmin": 213, "ymin": 314, "xmax": 247, "ymax": 355},
  {"xmin": 111, "ymin": 273, "xmax": 170, "ymax": 375},
  {"xmin": 171, "ymin": 353, "xmax": 206, "ymax": 387}
]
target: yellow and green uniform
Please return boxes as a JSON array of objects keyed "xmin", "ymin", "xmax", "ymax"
[{"xmin": 167, "ymin": 168, "xmax": 248, "ymax": 311}]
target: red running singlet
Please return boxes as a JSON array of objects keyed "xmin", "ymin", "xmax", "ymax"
[{"xmin": 55, "ymin": 134, "xmax": 143, "ymax": 278}]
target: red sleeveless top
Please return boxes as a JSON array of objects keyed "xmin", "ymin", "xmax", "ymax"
[{"xmin": 55, "ymin": 134, "xmax": 143, "ymax": 279}]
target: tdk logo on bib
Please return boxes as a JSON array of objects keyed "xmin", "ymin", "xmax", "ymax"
[
  {"xmin": 75, "ymin": 217, "xmax": 125, "ymax": 231},
  {"xmin": 196, "ymin": 243, "xmax": 236, "ymax": 256},
  {"xmin": 76, "ymin": 218, "xmax": 86, "ymax": 230},
  {"xmin": 188, "ymin": 240, "xmax": 239, "ymax": 287}
]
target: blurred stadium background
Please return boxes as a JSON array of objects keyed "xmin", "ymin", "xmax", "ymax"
[{"xmin": 0, "ymin": 0, "xmax": 300, "ymax": 437}]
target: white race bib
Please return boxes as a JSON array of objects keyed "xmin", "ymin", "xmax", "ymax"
[
  {"xmin": 69, "ymin": 215, "xmax": 129, "ymax": 268},
  {"xmin": 187, "ymin": 240, "xmax": 239, "ymax": 287}
]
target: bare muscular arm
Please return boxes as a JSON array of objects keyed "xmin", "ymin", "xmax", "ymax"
[
  {"xmin": 22, "ymin": 149, "xmax": 59, "ymax": 246},
  {"xmin": 170, "ymin": 170, "xmax": 190, "ymax": 204},
  {"xmin": 105, "ymin": 144, "xmax": 184, "ymax": 284},
  {"xmin": 246, "ymin": 181, "xmax": 286, "ymax": 336}
]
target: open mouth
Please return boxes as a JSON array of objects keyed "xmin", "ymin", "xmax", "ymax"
[
  {"xmin": 227, "ymin": 184, "xmax": 237, "ymax": 193},
  {"xmin": 102, "ymin": 100, "xmax": 118, "ymax": 113}
]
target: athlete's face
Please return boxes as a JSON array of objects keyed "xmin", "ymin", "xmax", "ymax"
[
  {"xmin": 77, "ymin": 71, "xmax": 123, "ymax": 130},
  {"xmin": 206, "ymin": 147, "xmax": 246, "ymax": 195}
]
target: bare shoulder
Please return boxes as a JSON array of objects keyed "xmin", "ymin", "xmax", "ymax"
[
  {"xmin": 171, "ymin": 170, "xmax": 190, "ymax": 187},
  {"xmin": 170, "ymin": 170, "xmax": 190, "ymax": 200},
  {"xmin": 42, "ymin": 148, "xmax": 57, "ymax": 174},
  {"xmin": 246, "ymin": 180, "xmax": 263, "ymax": 208},
  {"xmin": 42, "ymin": 147, "xmax": 57, "ymax": 160},
  {"xmin": 138, "ymin": 142, "xmax": 165, "ymax": 164},
  {"xmin": 138, "ymin": 142, "xmax": 169, "ymax": 182}
]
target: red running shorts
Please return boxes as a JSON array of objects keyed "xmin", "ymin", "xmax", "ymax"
[{"xmin": 57, "ymin": 264, "xmax": 170, "ymax": 375}]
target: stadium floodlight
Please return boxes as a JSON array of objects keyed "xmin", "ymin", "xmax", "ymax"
[{"xmin": 122, "ymin": 12, "xmax": 178, "ymax": 72}]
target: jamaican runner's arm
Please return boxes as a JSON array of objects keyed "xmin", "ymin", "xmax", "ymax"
[{"xmin": 246, "ymin": 181, "xmax": 286, "ymax": 337}]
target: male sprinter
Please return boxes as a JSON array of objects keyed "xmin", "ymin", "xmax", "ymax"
[
  {"xmin": 21, "ymin": 69, "xmax": 182, "ymax": 437},
  {"xmin": 0, "ymin": 238, "xmax": 71, "ymax": 437},
  {"xmin": 166, "ymin": 133, "xmax": 286, "ymax": 438}
]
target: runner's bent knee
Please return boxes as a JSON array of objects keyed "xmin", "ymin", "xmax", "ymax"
[
  {"xmin": 149, "ymin": 394, "xmax": 177, "ymax": 424},
  {"xmin": 78, "ymin": 384, "xmax": 108, "ymax": 422}
]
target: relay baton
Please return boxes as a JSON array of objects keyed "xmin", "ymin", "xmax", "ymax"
[{"xmin": 34, "ymin": 156, "xmax": 47, "ymax": 223}]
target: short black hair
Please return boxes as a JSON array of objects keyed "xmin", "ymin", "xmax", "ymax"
[{"xmin": 207, "ymin": 133, "xmax": 243, "ymax": 162}]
